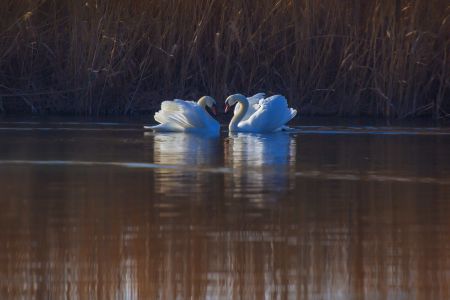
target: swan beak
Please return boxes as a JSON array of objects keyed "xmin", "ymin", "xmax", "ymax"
[
  {"xmin": 211, "ymin": 106, "xmax": 217, "ymax": 115},
  {"xmin": 224, "ymin": 104, "xmax": 230, "ymax": 113}
]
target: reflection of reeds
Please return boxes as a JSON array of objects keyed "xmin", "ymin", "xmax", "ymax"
[{"xmin": 0, "ymin": 0, "xmax": 448, "ymax": 116}]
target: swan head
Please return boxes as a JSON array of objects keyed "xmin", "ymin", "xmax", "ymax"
[
  {"xmin": 198, "ymin": 96, "xmax": 217, "ymax": 115},
  {"xmin": 224, "ymin": 94, "xmax": 246, "ymax": 113}
]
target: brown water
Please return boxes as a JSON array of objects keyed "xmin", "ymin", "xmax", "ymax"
[{"xmin": 0, "ymin": 119, "xmax": 449, "ymax": 299}]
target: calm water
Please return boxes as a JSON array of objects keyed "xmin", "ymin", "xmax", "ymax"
[{"xmin": 0, "ymin": 119, "xmax": 449, "ymax": 299}]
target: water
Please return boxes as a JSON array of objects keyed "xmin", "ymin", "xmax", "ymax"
[{"xmin": 0, "ymin": 119, "xmax": 449, "ymax": 299}]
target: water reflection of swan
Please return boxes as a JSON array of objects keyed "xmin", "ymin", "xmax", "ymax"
[
  {"xmin": 153, "ymin": 133, "xmax": 220, "ymax": 166},
  {"xmin": 225, "ymin": 132, "xmax": 296, "ymax": 203},
  {"xmin": 151, "ymin": 133, "xmax": 221, "ymax": 196}
]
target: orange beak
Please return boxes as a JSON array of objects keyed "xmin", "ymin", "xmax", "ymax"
[{"xmin": 224, "ymin": 104, "xmax": 230, "ymax": 113}]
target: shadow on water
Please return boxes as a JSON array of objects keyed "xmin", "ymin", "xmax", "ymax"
[{"xmin": 0, "ymin": 120, "xmax": 449, "ymax": 299}]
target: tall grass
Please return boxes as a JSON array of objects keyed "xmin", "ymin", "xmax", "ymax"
[{"xmin": 0, "ymin": 0, "xmax": 448, "ymax": 117}]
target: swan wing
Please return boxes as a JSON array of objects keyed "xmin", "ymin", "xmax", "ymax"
[
  {"xmin": 152, "ymin": 98, "xmax": 219, "ymax": 133},
  {"xmin": 247, "ymin": 92, "xmax": 266, "ymax": 105},
  {"xmin": 239, "ymin": 95, "xmax": 297, "ymax": 132},
  {"xmin": 174, "ymin": 100, "xmax": 220, "ymax": 131},
  {"xmin": 153, "ymin": 100, "xmax": 201, "ymax": 129},
  {"xmin": 233, "ymin": 93, "xmax": 266, "ymax": 122}
]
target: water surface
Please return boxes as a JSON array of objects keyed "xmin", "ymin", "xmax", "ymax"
[{"xmin": 0, "ymin": 119, "xmax": 449, "ymax": 299}]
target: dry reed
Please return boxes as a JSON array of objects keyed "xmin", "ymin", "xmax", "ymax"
[{"xmin": 0, "ymin": 0, "xmax": 448, "ymax": 117}]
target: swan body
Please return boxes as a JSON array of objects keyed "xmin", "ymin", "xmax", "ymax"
[
  {"xmin": 225, "ymin": 94, "xmax": 297, "ymax": 133},
  {"xmin": 146, "ymin": 96, "xmax": 220, "ymax": 135},
  {"xmin": 233, "ymin": 92, "xmax": 266, "ymax": 122}
]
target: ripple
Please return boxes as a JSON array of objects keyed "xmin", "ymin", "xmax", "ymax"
[
  {"xmin": 0, "ymin": 127, "xmax": 140, "ymax": 132},
  {"xmin": 0, "ymin": 160, "xmax": 232, "ymax": 174},
  {"xmin": 295, "ymin": 170, "xmax": 450, "ymax": 185},
  {"xmin": 0, "ymin": 121, "xmax": 136, "ymax": 126},
  {"xmin": 293, "ymin": 126, "xmax": 450, "ymax": 136}
]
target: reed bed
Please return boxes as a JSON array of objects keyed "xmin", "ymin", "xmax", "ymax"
[{"xmin": 0, "ymin": 0, "xmax": 448, "ymax": 117}]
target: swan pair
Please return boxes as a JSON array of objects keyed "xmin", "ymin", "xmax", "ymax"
[{"xmin": 147, "ymin": 93, "xmax": 297, "ymax": 134}]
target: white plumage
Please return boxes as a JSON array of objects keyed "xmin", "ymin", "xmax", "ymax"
[
  {"xmin": 233, "ymin": 92, "xmax": 266, "ymax": 122},
  {"xmin": 146, "ymin": 96, "xmax": 220, "ymax": 135},
  {"xmin": 225, "ymin": 93, "xmax": 297, "ymax": 133}
]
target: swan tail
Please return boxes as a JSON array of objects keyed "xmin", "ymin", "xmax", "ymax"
[
  {"xmin": 276, "ymin": 109, "xmax": 297, "ymax": 131},
  {"xmin": 284, "ymin": 108, "xmax": 297, "ymax": 124},
  {"xmin": 274, "ymin": 106, "xmax": 297, "ymax": 131}
]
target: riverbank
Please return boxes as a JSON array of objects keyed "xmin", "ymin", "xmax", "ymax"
[{"xmin": 1, "ymin": 0, "xmax": 448, "ymax": 117}]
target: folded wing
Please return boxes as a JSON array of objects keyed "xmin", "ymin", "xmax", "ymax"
[
  {"xmin": 152, "ymin": 99, "xmax": 219, "ymax": 134},
  {"xmin": 240, "ymin": 95, "xmax": 297, "ymax": 132},
  {"xmin": 234, "ymin": 92, "xmax": 266, "ymax": 122}
]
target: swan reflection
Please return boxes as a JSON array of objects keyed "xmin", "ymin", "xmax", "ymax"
[
  {"xmin": 151, "ymin": 133, "xmax": 220, "ymax": 197},
  {"xmin": 225, "ymin": 132, "xmax": 296, "ymax": 202},
  {"xmin": 152, "ymin": 133, "xmax": 220, "ymax": 166}
]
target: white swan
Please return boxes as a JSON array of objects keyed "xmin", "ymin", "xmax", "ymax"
[
  {"xmin": 146, "ymin": 96, "xmax": 220, "ymax": 135},
  {"xmin": 232, "ymin": 92, "xmax": 266, "ymax": 122},
  {"xmin": 224, "ymin": 93, "xmax": 297, "ymax": 133}
]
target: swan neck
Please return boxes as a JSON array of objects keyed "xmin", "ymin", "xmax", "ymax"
[
  {"xmin": 229, "ymin": 97, "xmax": 248, "ymax": 131},
  {"xmin": 197, "ymin": 97, "xmax": 207, "ymax": 108}
]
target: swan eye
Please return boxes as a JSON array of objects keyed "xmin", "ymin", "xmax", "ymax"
[
  {"xmin": 209, "ymin": 98, "xmax": 217, "ymax": 108},
  {"xmin": 210, "ymin": 105, "xmax": 217, "ymax": 115}
]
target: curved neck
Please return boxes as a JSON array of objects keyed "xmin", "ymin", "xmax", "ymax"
[
  {"xmin": 197, "ymin": 96, "xmax": 207, "ymax": 109},
  {"xmin": 229, "ymin": 96, "xmax": 248, "ymax": 131}
]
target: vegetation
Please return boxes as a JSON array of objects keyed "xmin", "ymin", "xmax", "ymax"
[{"xmin": 0, "ymin": 0, "xmax": 449, "ymax": 117}]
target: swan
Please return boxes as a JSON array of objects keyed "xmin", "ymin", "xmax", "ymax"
[
  {"xmin": 233, "ymin": 92, "xmax": 266, "ymax": 122},
  {"xmin": 224, "ymin": 93, "xmax": 297, "ymax": 133},
  {"xmin": 146, "ymin": 96, "xmax": 220, "ymax": 135}
]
